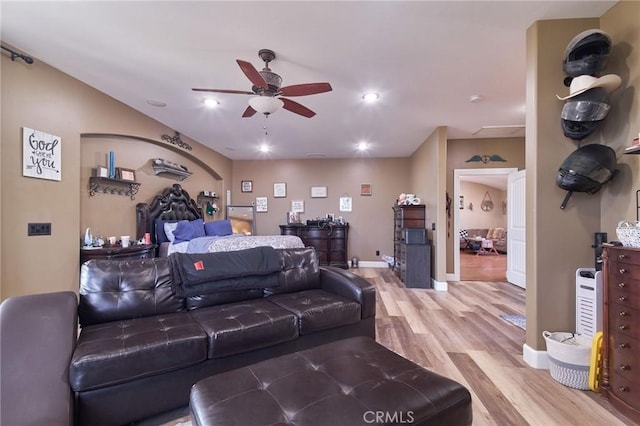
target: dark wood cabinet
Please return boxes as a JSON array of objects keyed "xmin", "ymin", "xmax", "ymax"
[
  {"xmin": 393, "ymin": 204, "xmax": 430, "ymax": 288},
  {"xmin": 280, "ymin": 224, "xmax": 349, "ymax": 269},
  {"xmin": 602, "ymin": 246, "xmax": 640, "ymax": 423},
  {"xmin": 80, "ymin": 244, "xmax": 157, "ymax": 264}
]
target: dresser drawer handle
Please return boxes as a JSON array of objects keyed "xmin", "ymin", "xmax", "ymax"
[
  {"xmin": 619, "ymin": 386, "xmax": 630, "ymax": 392},
  {"xmin": 620, "ymin": 311, "xmax": 628, "ymax": 317},
  {"xmin": 619, "ymin": 254, "xmax": 628, "ymax": 259},
  {"xmin": 619, "ymin": 343, "xmax": 629, "ymax": 349},
  {"xmin": 619, "ymin": 268, "xmax": 627, "ymax": 274},
  {"xmin": 620, "ymin": 325, "xmax": 629, "ymax": 331},
  {"xmin": 618, "ymin": 282, "xmax": 626, "ymax": 288},
  {"xmin": 619, "ymin": 296, "xmax": 627, "ymax": 302},
  {"xmin": 620, "ymin": 365, "xmax": 631, "ymax": 371}
]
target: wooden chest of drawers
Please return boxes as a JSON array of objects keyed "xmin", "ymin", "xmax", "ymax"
[{"xmin": 602, "ymin": 246, "xmax": 640, "ymax": 423}]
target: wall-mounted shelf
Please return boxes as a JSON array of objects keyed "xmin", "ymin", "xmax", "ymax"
[
  {"xmin": 152, "ymin": 158, "xmax": 192, "ymax": 180},
  {"xmin": 88, "ymin": 176, "xmax": 140, "ymax": 200}
]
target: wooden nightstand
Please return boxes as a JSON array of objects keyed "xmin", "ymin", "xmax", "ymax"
[{"xmin": 80, "ymin": 244, "xmax": 157, "ymax": 264}]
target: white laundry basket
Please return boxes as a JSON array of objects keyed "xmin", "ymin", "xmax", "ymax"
[{"xmin": 543, "ymin": 331, "xmax": 592, "ymax": 390}]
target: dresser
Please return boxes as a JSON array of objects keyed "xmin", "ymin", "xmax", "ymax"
[
  {"xmin": 80, "ymin": 244, "xmax": 157, "ymax": 264},
  {"xmin": 601, "ymin": 246, "xmax": 640, "ymax": 423},
  {"xmin": 279, "ymin": 224, "xmax": 349, "ymax": 269},
  {"xmin": 392, "ymin": 204, "xmax": 431, "ymax": 288}
]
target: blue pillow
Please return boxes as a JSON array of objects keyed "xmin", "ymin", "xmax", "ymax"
[
  {"xmin": 204, "ymin": 219, "xmax": 233, "ymax": 237},
  {"xmin": 173, "ymin": 219, "xmax": 205, "ymax": 243}
]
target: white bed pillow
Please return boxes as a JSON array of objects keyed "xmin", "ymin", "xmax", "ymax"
[{"xmin": 164, "ymin": 221, "xmax": 183, "ymax": 242}]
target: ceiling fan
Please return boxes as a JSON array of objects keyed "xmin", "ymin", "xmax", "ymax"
[{"xmin": 192, "ymin": 49, "xmax": 332, "ymax": 118}]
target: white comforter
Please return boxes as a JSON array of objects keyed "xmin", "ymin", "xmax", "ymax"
[{"xmin": 167, "ymin": 234, "xmax": 304, "ymax": 256}]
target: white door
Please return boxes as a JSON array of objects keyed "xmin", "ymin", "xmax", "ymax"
[{"xmin": 507, "ymin": 169, "xmax": 526, "ymax": 288}]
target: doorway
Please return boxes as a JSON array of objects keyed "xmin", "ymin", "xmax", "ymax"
[{"xmin": 452, "ymin": 168, "xmax": 518, "ymax": 282}]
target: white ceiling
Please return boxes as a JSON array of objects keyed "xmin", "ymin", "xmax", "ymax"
[{"xmin": 1, "ymin": 1, "xmax": 615, "ymax": 160}]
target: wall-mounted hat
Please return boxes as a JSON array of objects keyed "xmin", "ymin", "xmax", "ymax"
[{"xmin": 557, "ymin": 74, "xmax": 621, "ymax": 100}]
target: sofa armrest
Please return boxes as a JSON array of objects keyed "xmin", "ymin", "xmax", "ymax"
[
  {"xmin": 319, "ymin": 267, "xmax": 376, "ymax": 319},
  {"xmin": 0, "ymin": 291, "xmax": 78, "ymax": 426}
]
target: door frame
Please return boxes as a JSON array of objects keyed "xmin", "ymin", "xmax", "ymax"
[{"xmin": 450, "ymin": 168, "xmax": 518, "ymax": 282}]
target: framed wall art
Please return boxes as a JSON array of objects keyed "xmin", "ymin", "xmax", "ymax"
[
  {"xmin": 255, "ymin": 197, "xmax": 268, "ymax": 212},
  {"xmin": 117, "ymin": 167, "xmax": 136, "ymax": 182},
  {"xmin": 310, "ymin": 186, "xmax": 327, "ymax": 198},
  {"xmin": 339, "ymin": 196, "xmax": 352, "ymax": 212},
  {"xmin": 273, "ymin": 182, "xmax": 286, "ymax": 198},
  {"xmin": 22, "ymin": 127, "xmax": 62, "ymax": 181},
  {"xmin": 291, "ymin": 200, "xmax": 304, "ymax": 213},
  {"xmin": 241, "ymin": 180, "xmax": 253, "ymax": 193},
  {"xmin": 360, "ymin": 183, "xmax": 372, "ymax": 196}
]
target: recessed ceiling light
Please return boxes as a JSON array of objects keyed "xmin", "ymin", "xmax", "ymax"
[
  {"xmin": 357, "ymin": 142, "xmax": 369, "ymax": 151},
  {"xmin": 146, "ymin": 99, "xmax": 167, "ymax": 107},
  {"xmin": 362, "ymin": 92, "xmax": 379, "ymax": 103},
  {"xmin": 469, "ymin": 94, "xmax": 483, "ymax": 103},
  {"xmin": 204, "ymin": 98, "xmax": 219, "ymax": 108},
  {"xmin": 259, "ymin": 144, "xmax": 270, "ymax": 153}
]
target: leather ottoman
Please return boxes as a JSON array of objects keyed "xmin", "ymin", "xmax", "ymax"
[{"xmin": 190, "ymin": 336, "xmax": 472, "ymax": 426}]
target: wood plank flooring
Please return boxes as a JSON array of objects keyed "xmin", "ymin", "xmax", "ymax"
[{"xmin": 154, "ymin": 267, "xmax": 635, "ymax": 426}]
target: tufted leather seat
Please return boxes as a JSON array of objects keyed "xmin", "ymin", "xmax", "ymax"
[
  {"xmin": 189, "ymin": 299, "xmax": 299, "ymax": 358},
  {"xmin": 190, "ymin": 336, "xmax": 472, "ymax": 426}
]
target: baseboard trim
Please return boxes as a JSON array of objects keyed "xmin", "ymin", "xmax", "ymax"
[
  {"xmin": 523, "ymin": 343, "xmax": 549, "ymax": 369},
  {"xmin": 433, "ymin": 280, "xmax": 448, "ymax": 291}
]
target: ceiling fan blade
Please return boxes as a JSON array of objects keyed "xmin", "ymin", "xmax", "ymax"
[
  {"xmin": 278, "ymin": 83, "xmax": 332, "ymax": 97},
  {"xmin": 242, "ymin": 106, "xmax": 257, "ymax": 118},
  {"xmin": 192, "ymin": 88, "xmax": 254, "ymax": 95},
  {"xmin": 236, "ymin": 60, "xmax": 268, "ymax": 89},
  {"xmin": 281, "ymin": 98, "xmax": 316, "ymax": 118}
]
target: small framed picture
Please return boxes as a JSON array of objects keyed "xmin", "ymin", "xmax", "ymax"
[
  {"xmin": 117, "ymin": 167, "xmax": 136, "ymax": 182},
  {"xmin": 273, "ymin": 182, "xmax": 286, "ymax": 198},
  {"xmin": 241, "ymin": 180, "xmax": 253, "ymax": 193},
  {"xmin": 256, "ymin": 196, "xmax": 268, "ymax": 212},
  {"xmin": 287, "ymin": 211, "xmax": 300, "ymax": 224},
  {"xmin": 339, "ymin": 196, "xmax": 352, "ymax": 212},
  {"xmin": 291, "ymin": 200, "xmax": 304, "ymax": 213},
  {"xmin": 95, "ymin": 166, "xmax": 109, "ymax": 178},
  {"xmin": 310, "ymin": 186, "xmax": 327, "ymax": 198},
  {"xmin": 360, "ymin": 183, "xmax": 372, "ymax": 196}
]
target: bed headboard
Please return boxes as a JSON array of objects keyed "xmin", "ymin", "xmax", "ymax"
[{"xmin": 136, "ymin": 184, "xmax": 202, "ymax": 244}]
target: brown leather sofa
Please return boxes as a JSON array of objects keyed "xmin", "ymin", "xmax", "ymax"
[{"xmin": 1, "ymin": 247, "xmax": 375, "ymax": 426}]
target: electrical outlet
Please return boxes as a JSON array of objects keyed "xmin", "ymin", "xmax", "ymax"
[
  {"xmin": 375, "ymin": 250, "xmax": 380, "ymax": 256},
  {"xmin": 28, "ymin": 222, "xmax": 51, "ymax": 236}
]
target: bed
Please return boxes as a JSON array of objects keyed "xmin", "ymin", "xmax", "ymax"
[{"xmin": 136, "ymin": 184, "xmax": 303, "ymax": 257}]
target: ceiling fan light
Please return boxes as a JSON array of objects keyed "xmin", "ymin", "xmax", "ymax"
[
  {"xmin": 362, "ymin": 92, "xmax": 379, "ymax": 103},
  {"xmin": 249, "ymin": 96, "xmax": 284, "ymax": 114}
]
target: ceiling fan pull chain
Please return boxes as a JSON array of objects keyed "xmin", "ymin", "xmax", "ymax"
[{"xmin": 263, "ymin": 114, "xmax": 269, "ymax": 136}]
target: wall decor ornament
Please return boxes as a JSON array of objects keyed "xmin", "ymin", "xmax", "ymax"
[
  {"xmin": 465, "ymin": 154, "xmax": 507, "ymax": 164},
  {"xmin": 161, "ymin": 131, "xmax": 192, "ymax": 151},
  {"xmin": 22, "ymin": 127, "xmax": 62, "ymax": 181},
  {"xmin": 459, "ymin": 195, "xmax": 464, "ymax": 209},
  {"xmin": 310, "ymin": 186, "xmax": 327, "ymax": 198},
  {"xmin": 481, "ymin": 191, "xmax": 494, "ymax": 212},
  {"xmin": 360, "ymin": 183, "xmax": 372, "ymax": 196}
]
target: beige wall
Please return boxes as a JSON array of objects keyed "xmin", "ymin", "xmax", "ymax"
[
  {"xmin": 231, "ymin": 158, "xmax": 411, "ymax": 262},
  {"xmin": 410, "ymin": 126, "xmax": 446, "ymax": 282},
  {"xmin": 459, "ymin": 182, "xmax": 507, "ymax": 229},
  {"xmin": 1, "ymin": 53, "xmax": 232, "ymax": 300}
]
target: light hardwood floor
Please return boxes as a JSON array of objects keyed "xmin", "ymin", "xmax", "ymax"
[{"xmin": 155, "ymin": 267, "xmax": 635, "ymax": 426}]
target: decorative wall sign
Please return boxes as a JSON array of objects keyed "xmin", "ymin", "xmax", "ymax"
[
  {"xmin": 273, "ymin": 182, "xmax": 286, "ymax": 198},
  {"xmin": 255, "ymin": 197, "xmax": 268, "ymax": 212},
  {"xmin": 465, "ymin": 154, "xmax": 507, "ymax": 164},
  {"xmin": 481, "ymin": 191, "xmax": 494, "ymax": 212},
  {"xmin": 23, "ymin": 127, "xmax": 62, "ymax": 181},
  {"xmin": 117, "ymin": 167, "xmax": 136, "ymax": 182},
  {"xmin": 339, "ymin": 196, "xmax": 352, "ymax": 212},
  {"xmin": 291, "ymin": 200, "xmax": 304, "ymax": 213},
  {"xmin": 310, "ymin": 186, "xmax": 327, "ymax": 198}
]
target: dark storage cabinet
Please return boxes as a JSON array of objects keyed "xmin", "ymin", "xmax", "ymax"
[
  {"xmin": 280, "ymin": 224, "xmax": 349, "ymax": 269},
  {"xmin": 393, "ymin": 204, "xmax": 431, "ymax": 288}
]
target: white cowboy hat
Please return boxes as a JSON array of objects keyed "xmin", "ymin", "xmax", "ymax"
[{"xmin": 557, "ymin": 74, "xmax": 621, "ymax": 100}]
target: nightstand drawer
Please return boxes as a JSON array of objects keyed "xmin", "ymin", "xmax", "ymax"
[{"xmin": 611, "ymin": 304, "xmax": 640, "ymax": 340}]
